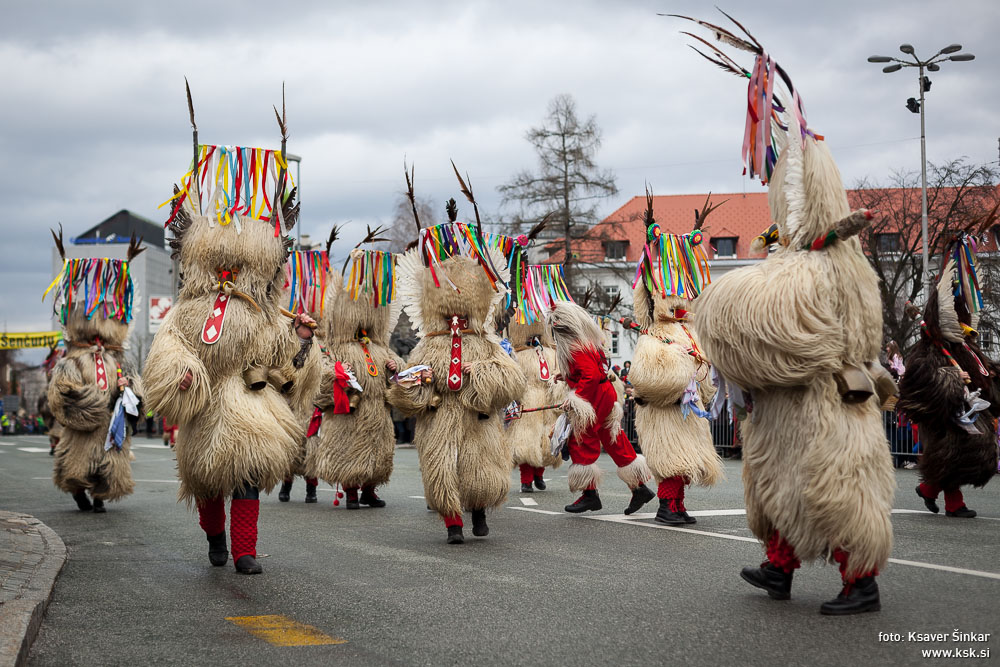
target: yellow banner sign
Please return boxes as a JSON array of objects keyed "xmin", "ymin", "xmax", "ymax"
[{"xmin": 0, "ymin": 331, "xmax": 63, "ymax": 350}]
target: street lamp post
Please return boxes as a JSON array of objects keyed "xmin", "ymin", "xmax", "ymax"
[{"xmin": 868, "ymin": 44, "xmax": 975, "ymax": 298}]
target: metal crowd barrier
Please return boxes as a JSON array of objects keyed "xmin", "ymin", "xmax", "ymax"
[{"xmin": 621, "ymin": 401, "xmax": 919, "ymax": 468}]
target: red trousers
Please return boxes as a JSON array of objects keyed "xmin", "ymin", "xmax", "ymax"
[
  {"xmin": 657, "ymin": 476, "xmax": 687, "ymax": 512},
  {"xmin": 519, "ymin": 464, "xmax": 545, "ymax": 484},
  {"xmin": 918, "ymin": 481, "xmax": 966, "ymax": 513},
  {"xmin": 197, "ymin": 496, "xmax": 259, "ymax": 562},
  {"xmin": 568, "ymin": 427, "xmax": 637, "ymax": 468},
  {"xmin": 766, "ymin": 531, "xmax": 877, "ymax": 584}
]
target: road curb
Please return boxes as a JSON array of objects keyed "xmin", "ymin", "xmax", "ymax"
[{"xmin": 0, "ymin": 512, "xmax": 67, "ymax": 667}]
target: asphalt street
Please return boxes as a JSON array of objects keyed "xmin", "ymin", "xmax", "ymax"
[{"xmin": 0, "ymin": 433, "xmax": 997, "ymax": 666}]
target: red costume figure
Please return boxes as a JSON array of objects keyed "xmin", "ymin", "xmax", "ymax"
[{"xmin": 547, "ymin": 301, "xmax": 654, "ymax": 514}]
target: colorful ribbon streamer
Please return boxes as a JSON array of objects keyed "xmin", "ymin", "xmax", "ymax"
[
  {"xmin": 285, "ymin": 249, "xmax": 329, "ymax": 315},
  {"xmin": 345, "ymin": 249, "xmax": 397, "ymax": 307},
  {"xmin": 632, "ymin": 223, "xmax": 711, "ymax": 300},
  {"xmin": 42, "ymin": 258, "xmax": 134, "ymax": 325}
]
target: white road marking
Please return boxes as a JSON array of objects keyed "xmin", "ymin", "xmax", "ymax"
[
  {"xmin": 507, "ymin": 506, "xmax": 563, "ymax": 516},
  {"xmin": 17, "ymin": 447, "xmax": 51, "ymax": 453},
  {"xmin": 131, "ymin": 444, "xmax": 172, "ymax": 449},
  {"xmin": 519, "ymin": 497, "xmax": 538, "ymax": 506},
  {"xmin": 511, "ymin": 506, "xmax": 1000, "ymax": 581},
  {"xmin": 408, "ymin": 495, "xmax": 425, "ymax": 499}
]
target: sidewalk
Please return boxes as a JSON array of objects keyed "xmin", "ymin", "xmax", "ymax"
[{"xmin": 0, "ymin": 512, "xmax": 66, "ymax": 667}]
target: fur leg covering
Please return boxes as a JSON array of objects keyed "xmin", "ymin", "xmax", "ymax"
[
  {"xmin": 833, "ymin": 548, "xmax": 877, "ymax": 584},
  {"xmin": 616, "ymin": 454, "xmax": 653, "ymax": 490},
  {"xmin": 443, "ymin": 513, "xmax": 464, "ymax": 528},
  {"xmin": 605, "ymin": 400, "xmax": 624, "ymax": 440},
  {"xmin": 229, "ymin": 499, "xmax": 259, "ymax": 562},
  {"xmin": 519, "ymin": 463, "xmax": 535, "ymax": 485},
  {"xmin": 564, "ymin": 392, "xmax": 596, "ymax": 439},
  {"xmin": 197, "ymin": 496, "xmax": 226, "ymax": 536},
  {"xmin": 943, "ymin": 488, "xmax": 965, "ymax": 513},
  {"xmin": 567, "ymin": 462, "xmax": 602, "ymax": 492},
  {"xmin": 766, "ymin": 532, "xmax": 801, "ymax": 574}
]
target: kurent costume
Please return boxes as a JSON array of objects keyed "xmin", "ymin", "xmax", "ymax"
[
  {"xmin": 278, "ymin": 248, "xmax": 331, "ymax": 503},
  {"xmin": 44, "ymin": 231, "xmax": 143, "ymax": 512},
  {"xmin": 899, "ymin": 236, "xmax": 999, "ymax": 519},
  {"xmin": 143, "ymin": 94, "xmax": 320, "ymax": 574},
  {"xmin": 546, "ymin": 301, "xmax": 655, "ymax": 514},
  {"xmin": 390, "ymin": 210, "xmax": 526, "ymax": 544},
  {"xmin": 628, "ymin": 194, "xmax": 723, "ymax": 525},
  {"xmin": 307, "ymin": 247, "xmax": 403, "ymax": 510},
  {"xmin": 506, "ymin": 264, "xmax": 572, "ymax": 493},
  {"xmin": 683, "ymin": 13, "xmax": 895, "ymax": 614},
  {"xmin": 40, "ymin": 346, "xmax": 64, "ymax": 456}
]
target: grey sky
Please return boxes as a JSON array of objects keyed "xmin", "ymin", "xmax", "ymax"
[{"xmin": 2, "ymin": 0, "xmax": 998, "ymax": 337}]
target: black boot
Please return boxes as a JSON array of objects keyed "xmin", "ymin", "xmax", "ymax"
[
  {"xmin": 344, "ymin": 488, "xmax": 360, "ymax": 510},
  {"xmin": 73, "ymin": 490, "xmax": 93, "ymax": 512},
  {"xmin": 520, "ymin": 483, "xmax": 533, "ymax": 493},
  {"xmin": 234, "ymin": 554, "xmax": 263, "ymax": 575},
  {"xmin": 740, "ymin": 562, "xmax": 794, "ymax": 600},
  {"xmin": 679, "ymin": 510, "xmax": 697, "ymax": 524},
  {"xmin": 304, "ymin": 483, "xmax": 317, "ymax": 504},
  {"xmin": 654, "ymin": 498, "xmax": 686, "ymax": 525},
  {"xmin": 915, "ymin": 485, "xmax": 939, "ymax": 513},
  {"xmin": 359, "ymin": 486, "xmax": 386, "ymax": 508},
  {"xmin": 207, "ymin": 532, "xmax": 228, "ymax": 566},
  {"xmin": 278, "ymin": 480, "xmax": 293, "ymax": 503},
  {"xmin": 471, "ymin": 509, "xmax": 489, "ymax": 537},
  {"xmin": 446, "ymin": 525, "xmax": 464, "ymax": 544},
  {"xmin": 819, "ymin": 576, "xmax": 880, "ymax": 615},
  {"xmin": 946, "ymin": 505, "xmax": 977, "ymax": 518},
  {"xmin": 624, "ymin": 484, "xmax": 655, "ymax": 515},
  {"xmin": 565, "ymin": 489, "xmax": 602, "ymax": 513},
  {"xmin": 533, "ymin": 474, "xmax": 546, "ymax": 491},
  {"xmin": 92, "ymin": 498, "xmax": 106, "ymax": 514}
]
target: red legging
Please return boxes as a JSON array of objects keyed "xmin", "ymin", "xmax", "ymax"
[
  {"xmin": 766, "ymin": 532, "xmax": 877, "ymax": 583},
  {"xmin": 519, "ymin": 464, "xmax": 546, "ymax": 484},
  {"xmin": 197, "ymin": 496, "xmax": 259, "ymax": 561},
  {"xmin": 918, "ymin": 481, "xmax": 966, "ymax": 513},
  {"xmin": 657, "ymin": 476, "xmax": 687, "ymax": 512}
]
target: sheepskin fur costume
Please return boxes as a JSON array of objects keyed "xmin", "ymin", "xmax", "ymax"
[
  {"xmin": 306, "ymin": 253, "xmax": 403, "ymax": 490},
  {"xmin": 898, "ymin": 265, "xmax": 1000, "ymax": 492},
  {"xmin": 630, "ymin": 288, "xmax": 722, "ymax": 488},
  {"xmin": 143, "ymin": 189, "xmax": 319, "ymax": 502},
  {"xmin": 506, "ymin": 318, "xmax": 563, "ymax": 472},
  {"xmin": 389, "ymin": 249, "xmax": 526, "ymax": 519},
  {"xmin": 695, "ymin": 123, "xmax": 895, "ymax": 579},
  {"xmin": 49, "ymin": 303, "xmax": 139, "ymax": 502}
]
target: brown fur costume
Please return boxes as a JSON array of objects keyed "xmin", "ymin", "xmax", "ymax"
[
  {"xmin": 389, "ymin": 250, "xmax": 526, "ymax": 519},
  {"xmin": 306, "ymin": 250, "xmax": 403, "ymax": 490},
  {"xmin": 696, "ymin": 122, "xmax": 895, "ymax": 579},
  {"xmin": 898, "ymin": 265, "xmax": 999, "ymax": 492},
  {"xmin": 506, "ymin": 318, "xmax": 563, "ymax": 472},
  {"xmin": 630, "ymin": 287, "xmax": 722, "ymax": 488},
  {"xmin": 142, "ymin": 189, "xmax": 316, "ymax": 502},
  {"xmin": 49, "ymin": 306, "xmax": 140, "ymax": 502}
]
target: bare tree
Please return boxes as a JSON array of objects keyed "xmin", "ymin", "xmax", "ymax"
[
  {"xmin": 851, "ymin": 158, "xmax": 1000, "ymax": 348},
  {"xmin": 497, "ymin": 94, "xmax": 618, "ymax": 295}
]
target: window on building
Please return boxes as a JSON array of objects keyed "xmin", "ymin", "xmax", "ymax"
[
  {"xmin": 605, "ymin": 241, "xmax": 628, "ymax": 261},
  {"xmin": 712, "ymin": 237, "xmax": 738, "ymax": 258},
  {"xmin": 603, "ymin": 284, "xmax": 620, "ymax": 300},
  {"xmin": 609, "ymin": 331, "xmax": 620, "ymax": 355},
  {"xmin": 875, "ymin": 233, "xmax": 901, "ymax": 253},
  {"xmin": 981, "ymin": 330, "xmax": 993, "ymax": 351}
]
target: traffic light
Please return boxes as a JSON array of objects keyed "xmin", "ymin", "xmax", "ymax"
[
  {"xmin": 906, "ymin": 97, "xmax": 921, "ymax": 114},
  {"xmin": 922, "ymin": 76, "xmax": 932, "ymax": 92}
]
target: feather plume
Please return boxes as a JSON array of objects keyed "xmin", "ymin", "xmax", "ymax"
[
  {"xmin": 526, "ymin": 212, "xmax": 552, "ymax": 242},
  {"xmin": 445, "ymin": 198, "xmax": 458, "ymax": 223},
  {"xmin": 341, "ymin": 224, "xmax": 391, "ymax": 274},
  {"xmin": 50, "ymin": 223, "xmax": 65, "ymax": 260},
  {"xmin": 663, "ymin": 14, "xmax": 760, "ymax": 54},
  {"xmin": 184, "ymin": 77, "xmax": 196, "ymax": 131},
  {"xmin": 325, "ymin": 224, "xmax": 341, "ymax": 256},
  {"xmin": 403, "ymin": 159, "xmax": 422, "ymax": 236},
  {"xmin": 280, "ymin": 186, "xmax": 300, "ymax": 232},
  {"xmin": 716, "ymin": 8, "xmax": 764, "ymax": 51},
  {"xmin": 450, "ymin": 159, "xmax": 482, "ymax": 226},
  {"xmin": 644, "ymin": 185, "xmax": 655, "ymax": 229},
  {"xmin": 682, "ymin": 32, "xmax": 749, "ymax": 75},
  {"xmin": 694, "ymin": 192, "xmax": 728, "ymax": 232},
  {"xmin": 273, "ymin": 83, "xmax": 288, "ymax": 144},
  {"xmin": 167, "ymin": 185, "xmax": 194, "ymax": 259},
  {"xmin": 687, "ymin": 46, "xmax": 748, "ymax": 79},
  {"xmin": 126, "ymin": 233, "xmax": 146, "ymax": 262}
]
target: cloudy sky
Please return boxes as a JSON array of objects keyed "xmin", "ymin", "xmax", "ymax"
[{"xmin": 2, "ymin": 0, "xmax": 998, "ymax": 341}]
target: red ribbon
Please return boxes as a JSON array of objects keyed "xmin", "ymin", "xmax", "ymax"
[
  {"xmin": 306, "ymin": 407, "xmax": 323, "ymax": 437},
  {"xmin": 333, "ymin": 361, "xmax": 351, "ymax": 414}
]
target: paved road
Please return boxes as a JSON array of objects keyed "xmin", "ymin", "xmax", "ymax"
[{"xmin": 0, "ymin": 433, "xmax": 997, "ymax": 666}]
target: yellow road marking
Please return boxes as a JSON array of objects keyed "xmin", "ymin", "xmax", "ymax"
[{"xmin": 225, "ymin": 615, "xmax": 347, "ymax": 646}]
